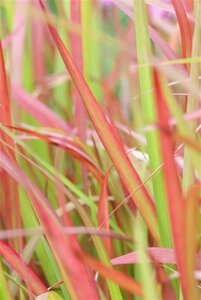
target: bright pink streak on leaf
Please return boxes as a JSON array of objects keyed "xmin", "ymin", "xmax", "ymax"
[
  {"xmin": 12, "ymin": 83, "xmax": 71, "ymax": 132},
  {"xmin": 111, "ymin": 247, "xmax": 201, "ymax": 267}
]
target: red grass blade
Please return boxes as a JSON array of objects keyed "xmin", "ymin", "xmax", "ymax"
[
  {"xmin": 0, "ymin": 42, "xmax": 21, "ymax": 247},
  {"xmin": 154, "ymin": 259, "xmax": 177, "ymax": 300},
  {"xmin": 81, "ymin": 252, "xmax": 143, "ymax": 297},
  {"xmin": 38, "ymin": 0, "xmax": 160, "ymax": 244},
  {"xmin": 6, "ymin": 125, "xmax": 103, "ymax": 183},
  {"xmin": 0, "ymin": 240, "xmax": 46, "ymax": 296},
  {"xmin": 153, "ymin": 70, "xmax": 193, "ymax": 300},
  {"xmin": 172, "ymin": 0, "xmax": 192, "ymax": 61},
  {"xmin": 0, "ymin": 42, "xmax": 13, "ymax": 151}
]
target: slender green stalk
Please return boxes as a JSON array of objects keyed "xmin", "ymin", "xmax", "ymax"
[
  {"xmin": 133, "ymin": 0, "xmax": 172, "ymax": 247},
  {"xmin": 182, "ymin": 0, "xmax": 201, "ymax": 193},
  {"xmin": 134, "ymin": 214, "xmax": 160, "ymax": 300},
  {"xmin": 0, "ymin": 259, "xmax": 12, "ymax": 300}
]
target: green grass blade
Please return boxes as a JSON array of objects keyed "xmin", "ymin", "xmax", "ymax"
[
  {"xmin": 182, "ymin": 0, "xmax": 201, "ymax": 193},
  {"xmin": 133, "ymin": 0, "xmax": 172, "ymax": 248},
  {"xmin": 0, "ymin": 259, "xmax": 12, "ymax": 300}
]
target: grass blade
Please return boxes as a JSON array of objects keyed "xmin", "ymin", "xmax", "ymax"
[
  {"xmin": 39, "ymin": 0, "xmax": 159, "ymax": 244},
  {"xmin": 12, "ymin": 84, "xmax": 71, "ymax": 132},
  {"xmin": 133, "ymin": 0, "xmax": 171, "ymax": 247},
  {"xmin": 0, "ymin": 259, "xmax": 12, "ymax": 300},
  {"xmin": 98, "ymin": 168, "xmax": 111, "ymax": 255},
  {"xmin": 172, "ymin": 0, "xmax": 192, "ymax": 60},
  {"xmin": 0, "ymin": 240, "xmax": 46, "ymax": 296},
  {"xmin": 0, "ymin": 151, "xmax": 100, "ymax": 300},
  {"xmin": 81, "ymin": 252, "xmax": 143, "ymax": 297},
  {"xmin": 134, "ymin": 214, "xmax": 160, "ymax": 300},
  {"xmin": 154, "ymin": 70, "xmax": 191, "ymax": 300},
  {"xmin": 0, "ymin": 42, "xmax": 20, "ymax": 247},
  {"xmin": 182, "ymin": 0, "xmax": 201, "ymax": 193}
]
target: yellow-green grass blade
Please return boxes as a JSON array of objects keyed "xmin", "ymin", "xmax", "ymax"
[
  {"xmin": 81, "ymin": 0, "xmax": 102, "ymax": 100},
  {"xmin": 133, "ymin": 0, "xmax": 172, "ymax": 248},
  {"xmin": 182, "ymin": 0, "xmax": 201, "ymax": 194},
  {"xmin": 0, "ymin": 259, "xmax": 12, "ymax": 300},
  {"xmin": 19, "ymin": 188, "xmax": 69, "ymax": 299},
  {"xmin": 134, "ymin": 214, "xmax": 161, "ymax": 300}
]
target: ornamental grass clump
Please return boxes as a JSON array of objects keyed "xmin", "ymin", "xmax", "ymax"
[{"xmin": 0, "ymin": 0, "xmax": 200, "ymax": 299}]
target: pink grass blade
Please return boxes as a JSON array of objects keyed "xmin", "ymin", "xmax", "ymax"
[
  {"xmin": 0, "ymin": 240, "xmax": 46, "ymax": 296},
  {"xmin": 154, "ymin": 70, "xmax": 193, "ymax": 300},
  {"xmin": 12, "ymin": 83, "xmax": 71, "ymax": 133},
  {"xmin": 111, "ymin": 247, "xmax": 178, "ymax": 266},
  {"xmin": 111, "ymin": 247, "xmax": 201, "ymax": 267},
  {"xmin": 0, "ymin": 151, "xmax": 100, "ymax": 300},
  {"xmin": 70, "ymin": 0, "xmax": 87, "ymax": 189},
  {"xmin": 38, "ymin": 0, "xmax": 160, "ymax": 244}
]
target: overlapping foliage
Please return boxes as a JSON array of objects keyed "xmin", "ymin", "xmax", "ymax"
[{"xmin": 0, "ymin": 0, "xmax": 200, "ymax": 299}]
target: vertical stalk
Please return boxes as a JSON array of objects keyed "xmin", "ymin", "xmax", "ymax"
[
  {"xmin": 133, "ymin": 0, "xmax": 172, "ymax": 247},
  {"xmin": 182, "ymin": 0, "xmax": 201, "ymax": 193}
]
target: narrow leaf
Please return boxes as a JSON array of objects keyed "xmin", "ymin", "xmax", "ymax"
[
  {"xmin": 98, "ymin": 168, "xmax": 111, "ymax": 255},
  {"xmin": 81, "ymin": 253, "xmax": 143, "ymax": 297},
  {"xmin": 172, "ymin": 0, "xmax": 192, "ymax": 60},
  {"xmin": 0, "ymin": 240, "xmax": 46, "ymax": 296},
  {"xmin": 0, "ymin": 42, "xmax": 20, "ymax": 246},
  {"xmin": 0, "ymin": 152, "xmax": 100, "ymax": 300},
  {"xmin": 39, "ymin": 0, "xmax": 160, "ymax": 244},
  {"xmin": 133, "ymin": 0, "xmax": 172, "ymax": 247},
  {"xmin": 154, "ymin": 70, "xmax": 191, "ymax": 300}
]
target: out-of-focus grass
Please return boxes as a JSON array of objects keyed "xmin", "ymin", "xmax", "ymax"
[{"xmin": 0, "ymin": 0, "xmax": 200, "ymax": 299}]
